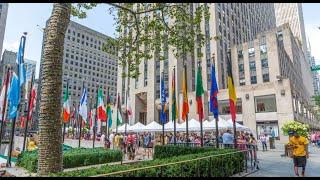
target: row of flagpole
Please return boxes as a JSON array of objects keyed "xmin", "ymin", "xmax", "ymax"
[
  {"xmin": 159, "ymin": 50, "xmax": 237, "ymax": 148},
  {"xmin": 0, "ymin": 33, "xmax": 38, "ymax": 167}
]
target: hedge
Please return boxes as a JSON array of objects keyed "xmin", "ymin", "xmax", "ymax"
[
  {"xmin": 16, "ymin": 147, "xmax": 123, "ymax": 173},
  {"xmin": 51, "ymin": 148, "xmax": 245, "ymax": 177},
  {"xmin": 153, "ymin": 145, "xmax": 217, "ymax": 159}
]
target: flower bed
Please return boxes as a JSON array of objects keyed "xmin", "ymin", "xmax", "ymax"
[
  {"xmin": 50, "ymin": 148, "xmax": 245, "ymax": 177},
  {"xmin": 16, "ymin": 147, "xmax": 123, "ymax": 173}
]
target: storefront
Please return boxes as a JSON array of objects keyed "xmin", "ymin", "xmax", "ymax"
[{"xmin": 256, "ymin": 120, "xmax": 279, "ymax": 140}]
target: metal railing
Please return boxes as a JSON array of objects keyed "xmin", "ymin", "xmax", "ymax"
[{"xmin": 91, "ymin": 147, "xmax": 259, "ymax": 177}]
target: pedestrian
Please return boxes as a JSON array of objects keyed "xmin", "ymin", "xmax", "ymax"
[
  {"xmin": 114, "ymin": 133, "xmax": 120, "ymax": 150},
  {"xmin": 259, "ymin": 133, "xmax": 268, "ymax": 151},
  {"xmin": 109, "ymin": 132, "xmax": 115, "ymax": 149},
  {"xmin": 287, "ymin": 131, "xmax": 309, "ymax": 177},
  {"xmin": 222, "ymin": 130, "xmax": 234, "ymax": 148},
  {"xmin": 311, "ymin": 132, "xmax": 316, "ymax": 147},
  {"xmin": 101, "ymin": 133, "xmax": 105, "ymax": 144},
  {"xmin": 126, "ymin": 132, "xmax": 135, "ymax": 160}
]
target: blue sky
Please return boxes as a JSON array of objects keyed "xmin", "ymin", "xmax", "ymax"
[{"xmin": 2, "ymin": 3, "xmax": 320, "ymax": 79}]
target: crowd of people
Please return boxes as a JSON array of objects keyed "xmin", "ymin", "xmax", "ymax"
[{"xmin": 310, "ymin": 131, "xmax": 320, "ymax": 148}]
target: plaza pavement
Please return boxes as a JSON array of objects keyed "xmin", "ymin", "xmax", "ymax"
[{"xmin": 247, "ymin": 142, "xmax": 320, "ymax": 177}]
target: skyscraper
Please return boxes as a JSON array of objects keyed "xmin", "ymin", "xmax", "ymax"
[
  {"xmin": 24, "ymin": 59, "xmax": 36, "ymax": 82},
  {"xmin": 274, "ymin": 3, "xmax": 308, "ymax": 56},
  {"xmin": 117, "ymin": 3, "xmax": 277, "ymax": 125},
  {"xmin": 0, "ymin": 3, "xmax": 8, "ymax": 60},
  {"xmin": 37, "ymin": 20, "xmax": 118, "ymax": 124}
]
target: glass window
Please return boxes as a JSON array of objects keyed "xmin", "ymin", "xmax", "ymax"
[
  {"xmin": 260, "ymin": 44, "xmax": 267, "ymax": 54},
  {"xmin": 238, "ymin": 64, "xmax": 244, "ymax": 72},
  {"xmin": 255, "ymin": 95, "xmax": 277, "ymax": 113},
  {"xmin": 261, "ymin": 58, "xmax": 268, "ymax": 68},
  {"xmin": 218, "ymin": 99, "xmax": 242, "ymax": 115},
  {"xmin": 249, "ymin": 61, "xmax": 256, "ymax": 70},
  {"xmin": 250, "ymin": 76, "xmax": 257, "ymax": 84},
  {"xmin": 263, "ymin": 73, "xmax": 269, "ymax": 82},
  {"xmin": 248, "ymin": 47, "xmax": 255, "ymax": 57}
]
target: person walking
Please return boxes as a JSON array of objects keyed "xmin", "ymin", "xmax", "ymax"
[
  {"xmin": 288, "ymin": 131, "xmax": 309, "ymax": 177},
  {"xmin": 260, "ymin": 133, "xmax": 268, "ymax": 151},
  {"xmin": 109, "ymin": 132, "xmax": 115, "ymax": 149}
]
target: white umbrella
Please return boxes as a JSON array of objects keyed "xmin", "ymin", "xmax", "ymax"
[
  {"xmin": 226, "ymin": 119, "xmax": 250, "ymax": 131},
  {"xmin": 113, "ymin": 123, "xmax": 130, "ymax": 133},
  {"xmin": 203, "ymin": 118, "xmax": 229, "ymax": 131},
  {"xmin": 179, "ymin": 119, "xmax": 200, "ymax": 131},
  {"xmin": 164, "ymin": 121, "xmax": 175, "ymax": 131},
  {"xmin": 129, "ymin": 122, "xmax": 146, "ymax": 132},
  {"xmin": 142, "ymin": 121, "xmax": 163, "ymax": 132}
]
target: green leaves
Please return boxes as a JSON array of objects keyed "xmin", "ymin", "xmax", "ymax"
[
  {"xmin": 17, "ymin": 147, "xmax": 123, "ymax": 173},
  {"xmin": 51, "ymin": 148, "xmax": 244, "ymax": 177},
  {"xmin": 71, "ymin": 3, "xmax": 211, "ymax": 79}
]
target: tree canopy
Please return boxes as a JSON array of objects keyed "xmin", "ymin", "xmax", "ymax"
[{"xmin": 71, "ymin": 3, "xmax": 211, "ymax": 79}]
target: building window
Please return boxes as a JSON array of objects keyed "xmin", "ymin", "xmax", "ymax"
[
  {"xmin": 218, "ymin": 99, "xmax": 242, "ymax": 115},
  {"xmin": 260, "ymin": 44, "xmax": 267, "ymax": 54},
  {"xmin": 248, "ymin": 47, "xmax": 255, "ymax": 57},
  {"xmin": 250, "ymin": 76, "xmax": 257, "ymax": 84},
  {"xmin": 255, "ymin": 94, "xmax": 277, "ymax": 113},
  {"xmin": 263, "ymin": 73, "xmax": 269, "ymax": 82},
  {"xmin": 261, "ymin": 58, "xmax": 268, "ymax": 68},
  {"xmin": 249, "ymin": 61, "xmax": 256, "ymax": 70}
]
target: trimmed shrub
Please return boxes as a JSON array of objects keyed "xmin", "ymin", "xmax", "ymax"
[
  {"xmin": 153, "ymin": 145, "xmax": 217, "ymax": 159},
  {"xmin": 51, "ymin": 148, "xmax": 245, "ymax": 177},
  {"xmin": 16, "ymin": 147, "xmax": 123, "ymax": 173}
]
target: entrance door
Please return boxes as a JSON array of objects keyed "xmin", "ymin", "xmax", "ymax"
[{"xmin": 139, "ymin": 112, "xmax": 147, "ymax": 125}]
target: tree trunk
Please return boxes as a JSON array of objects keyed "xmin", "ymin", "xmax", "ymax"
[{"xmin": 38, "ymin": 3, "xmax": 71, "ymax": 176}]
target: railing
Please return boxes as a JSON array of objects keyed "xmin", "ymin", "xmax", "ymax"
[{"xmin": 91, "ymin": 148, "xmax": 259, "ymax": 177}]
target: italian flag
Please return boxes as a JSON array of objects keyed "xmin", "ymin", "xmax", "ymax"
[
  {"xmin": 97, "ymin": 88, "xmax": 107, "ymax": 122},
  {"xmin": 63, "ymin": 87, "xmax": 70, "ymax": 123}
]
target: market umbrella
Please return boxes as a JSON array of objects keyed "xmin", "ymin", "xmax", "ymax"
[{"xmin": 130, "ymin": 122, "xmax": 146, "ymax": 133}]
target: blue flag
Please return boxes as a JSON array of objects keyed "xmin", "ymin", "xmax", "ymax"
[
  {"xmin": 16, "ymin": 36, "xmax": 26, "ymax": 87},
  {"xmin": 160, "ymin": 73, "xmax": 167, "ymax": 124},
  {"xmin": 210, "ymin": 64, "xmax": 219, "ymax": 119},
  {"xmin": 8, "ymin": 73, "xmax": 20, "ymax": 119}
]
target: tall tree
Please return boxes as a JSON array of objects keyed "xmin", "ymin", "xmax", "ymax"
[{"xmin": 38, "ymin": 3, "xmax": 71, "ymax": 175}]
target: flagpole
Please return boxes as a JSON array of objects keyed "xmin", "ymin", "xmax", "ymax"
[
  {"xmin": 198, "ymin": 61, "xmax": 204, "ymax": 147},
  {"xmin": 0, "ymin": 67, "xmax": 11, "ymax": 149},
  {"xmin": 212, "ymin": 54, "xmax": 219, "ymax": 149},
  {"xmin": 228, "ymin": 50, "xmax": 237, "ymax": 149},
  {"xmin": 107, "ymin": 87, "xmax": 110, "ymax": 138},
  {"xmin": 7, "ymin": 34, "xmax": 27, "ymax": 167},
  {"xmin": 22, "ymin": 70, "xmax": 35, "ymax": 151},
  {"xmin": 93, "ymin": 86, "xmax": 98, "ymax": 148},
  {"xmin": 173, "ymin": 67, "xmax": 176, "ymax": 145},
  {"xmin": 72, "ymin": 105, "xmax": 75, "ymax": 139},
  {"xmin": 161, "ymin": 71, "xmax": 165, "ymax": 146},
  {"xmin": 184, "ymin": 64, "xmax": 189, "ymax": 147},
  {"xmin": 78, "ymin": 81, "xmax": 85, "ymax": 148},
  {"xmin": 62, "ymin": 79, "xmax": 69, "ymax": 144},
  {"xmin": 116, "ymin": 93, "xmax": 119, "ymax": 134}
]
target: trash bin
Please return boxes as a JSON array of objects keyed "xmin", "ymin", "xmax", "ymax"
[{"xmin": 269, "ymin": 137, "xmax": 275, "ymax": 149}]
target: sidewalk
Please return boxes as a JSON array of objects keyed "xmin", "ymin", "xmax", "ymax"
[{"xmin": 248, "ymin": 142, "xmax": 320, "ymax": 177}]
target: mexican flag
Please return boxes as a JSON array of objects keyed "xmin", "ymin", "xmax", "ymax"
[
  {"xmin": 63, "ymin": 87, "xmax": 70, "ymax": 123},
  {"xmin": 97, "ymin": 88, "xmax": 107, "ymax": 122}
]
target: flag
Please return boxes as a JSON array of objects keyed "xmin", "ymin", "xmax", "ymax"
[
  {"xmin": 20, "ymin": 116, "xmax": 26, "ymax": 128},
  {"xmin": 227, "ymin": 52, "xmax": 237, "ymax": 122},
  {"xmin": 196, "ymin": 64, "xmax": 204, "ymax": 121},
  {"xmin": 171, "ymin": 68, "xmax": 178, "ymax": 121},
  {"xmin": 8, "ymin": 72, "xmax": 20, "ymax": 119},
  {"xmin": 210, "ymin": 64, "xmax": 219, "ymax": 119},
  {"xmin": 63, "ymin": 86, "xmax": 70, "ymax": 123},
  {"xmin": 160, "ymin": 73, "xmax": 167, "ymax": 124},
  {"xmin": 97, "ymin": 88, "xmax": 107, "ymax": 122},
  {"xmin": 117, "ymin": 94, "xmax": 123, "ymax": 125},
  {"xmin": 181, "ymin": 66, "xmax": 189, "ymax": 121},
  {"xmin": 27, "ymin": 87, "xmax": 36, "ymax": 121},
  {"xmin": 126, "ymin": 93, "xmax": 133, "ymax": 121},
  {"xmin": 79, "ymin": 87, "xmax": 88, "ymax": 122},
  {"xmin": 16, "ymin": 36, "xmax": 26, "ymax": 87},
  {"xmin": 106, "ymin": 89, "xmax": 112, "ymax": 128},
  {"xmin": 89, "ymin": 109, "xmax": 92, "ymax": 129}
]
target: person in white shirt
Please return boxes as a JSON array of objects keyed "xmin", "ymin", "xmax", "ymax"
[
  {"xmin": 109, "ymin": 132, "xmax": 115, "ymax": 149},
  {"xmin": 101, "ymin": 134, "xmax": 105, "ymax": 144}
]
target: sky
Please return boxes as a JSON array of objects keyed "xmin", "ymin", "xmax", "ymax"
[{"xmin": 2, "ymin": 3, "xmax": 320, "ymax": 79}]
